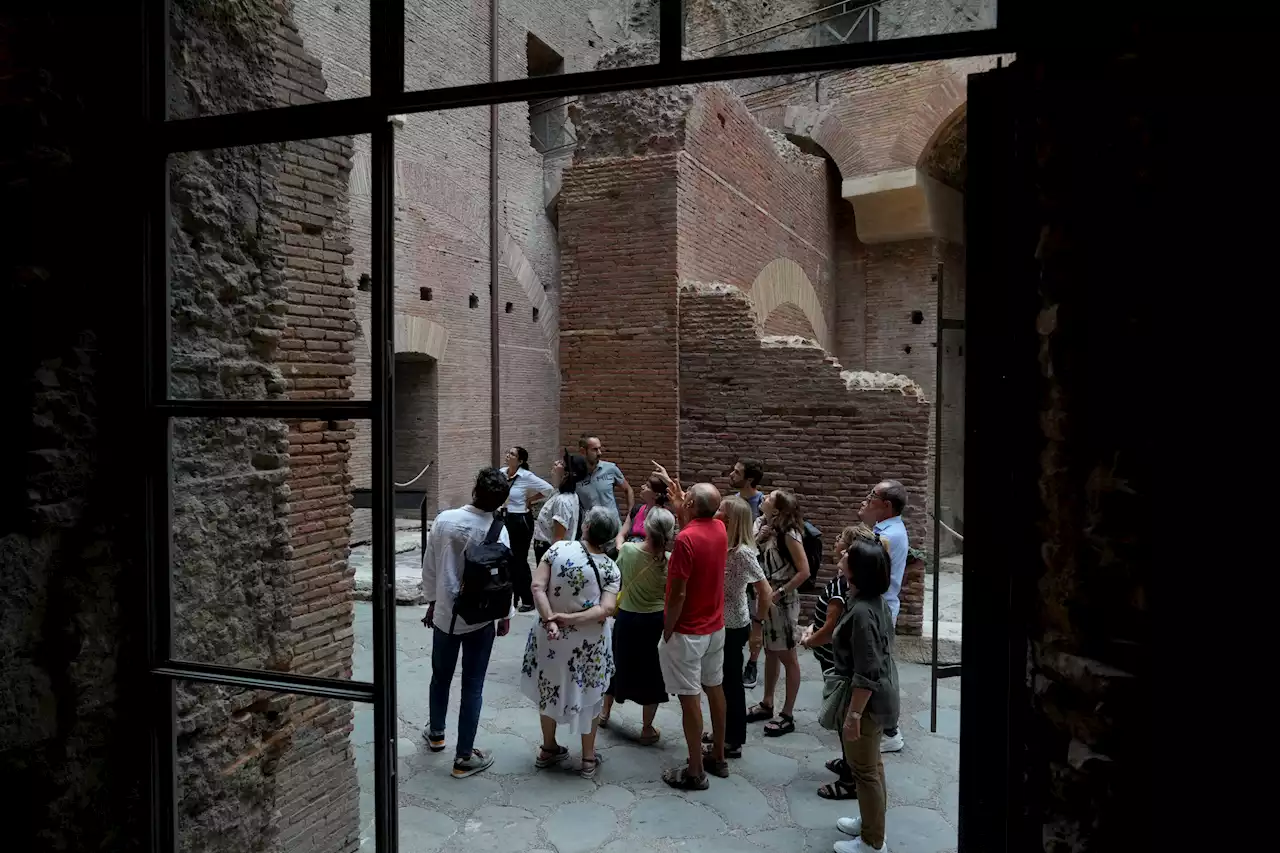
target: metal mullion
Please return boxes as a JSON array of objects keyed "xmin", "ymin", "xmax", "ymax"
[
  {"xmin": 157, "ymin": 28, "xmax": 1014, "ymax": 153},
  {"xmin": 152, "ymin": 661, "xmax": 376, "ymax": 704},
  {"xmin": 153, "ymin": 399, "xmax": 375, "ymax": 420},
  {"xmin": 143, "ymin": 1, "xmax": 177, "ymax": 852},
  {"xmin": 660, "ymin": 0, "xmax": 685, "ymax": 65},
  {"xmin": 369, "ymin": 117, "xmax": 399, "ymax": 853}
]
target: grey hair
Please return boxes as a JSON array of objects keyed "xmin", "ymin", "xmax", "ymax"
[
  {"xmin": 582, "ymin": 505, "xmax": 620, "ymax": 548},
  {"xmin": 644, "ymin": 506, "xmax": 676, "ymax": 552}
]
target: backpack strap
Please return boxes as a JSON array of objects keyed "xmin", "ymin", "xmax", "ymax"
[{"xmin": 485, "ymin": 512, "xmax": 506, "ymax": 544}]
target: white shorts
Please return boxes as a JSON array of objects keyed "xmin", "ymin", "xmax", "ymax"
[{"xmin": 659, "ymin": 629, "xmax": 726, "ymax": 695}]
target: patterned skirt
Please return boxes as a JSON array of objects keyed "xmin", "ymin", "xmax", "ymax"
[
  {"xmin": 763, "ymin": 593, "xmax": 802, "ymax": 652},
  {"xmin": 520, "ymin": 619, "xmax": 615, "ymax": 734}
]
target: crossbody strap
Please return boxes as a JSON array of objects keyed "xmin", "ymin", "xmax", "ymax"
[
  {"xmin": 485, "ymin": 512, "xmax": 506, "ymax": 544},
  {"xmin": 581, "ymin": 545, "xmax": 606, "ymax": 609}
]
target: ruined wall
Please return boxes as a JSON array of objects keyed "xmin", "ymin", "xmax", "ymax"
[
  {"xmin": 1020, "ymin": 52, "xmax": 1149, "ymax": 853},
  {"xmin": 678, "ymin": 84, "xmax": 834, "ymax": 339},
  {"xmin": 558, "ymin": 153, "xmax": 682, "ymax": 497},
  {"xmin": 166, "ymin": 2, "xmax": 360, "ymax": 851},
  {"xmin": 679, "ymin": 284, "xmax": 929, "ymax": 617}
]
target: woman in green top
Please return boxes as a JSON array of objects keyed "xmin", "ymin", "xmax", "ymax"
[{"xmin": 598, "ymin": 503, "xmax": 675, "ymax": 744}]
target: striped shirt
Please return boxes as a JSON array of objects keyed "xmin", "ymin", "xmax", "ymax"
[{"xmin": 810, "ymin": 574, "xmax": 849, "ymax": 673}]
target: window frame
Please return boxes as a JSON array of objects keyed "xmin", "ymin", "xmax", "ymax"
[{"xmin": 141, "ymin": 1, "xmax": 1024, "ymax": 851}]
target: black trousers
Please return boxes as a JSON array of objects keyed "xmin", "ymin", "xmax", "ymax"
[
  {"xmin": 504, "ymin": 512, "xmax": 535, "ymax": 607},
  {"xmin": 723, "ymin": 624, "xmax": 751, "ymax": 747}
]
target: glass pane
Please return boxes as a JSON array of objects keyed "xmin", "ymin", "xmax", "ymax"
[
  {"xmin": 175, "ymin": 682, "xmax": 375, "ymax": 852},
  {"xmin": 170, "ymin": 417, "xmax": 369, "ymax": 680},
  {"xmin": 686, "ymin": 0, "xmax": 997, "ymax": 59},
  {"xmin": 493, "ymin": 3, "xmax": 661, "ymax": 85},
  {"xmin": 168, "ymin": 0, "xmax": 369, "ymax": 121},
  {"xmin": 167, "ymin": 135, "xmax": 371, "ymax": 402}
]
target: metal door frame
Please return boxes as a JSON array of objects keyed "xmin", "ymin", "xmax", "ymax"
[{"xmin": 140, "ymin": 2, "xmax": 1023, "ymax": 851}]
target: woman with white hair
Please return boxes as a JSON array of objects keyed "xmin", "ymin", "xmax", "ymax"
[
  {"xmin": 598, "ymin": 503, "xmax": 675, "ymax": 744},
  {"xmin": 521, "ymin": 505, "xmax": 621, "ymax": 779}
]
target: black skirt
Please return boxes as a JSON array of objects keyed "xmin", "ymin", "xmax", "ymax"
[{"xmin": 606, "ymin": 608, "xmax": 669, "ymax": 706}]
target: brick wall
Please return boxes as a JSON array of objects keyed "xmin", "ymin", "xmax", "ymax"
[
  {"xmin": 270, "ymin": 5, "xmax": 360, "ymax": 853},
  {"xmin": 558, "ymin": 154, "xmax": 682, "ymax": 495},
  {"xmin": 678, "ymin": 85, "xmax": 834, "ymax": 332},
  {"xmin": 679, "ymin": 284, "xmax": 929, "ymax": 617},
  {"xmin": 938, "ymin": 238, "xmax": 965, "ymax": 552},
  {"xmin": 762, "ymin": 303, "xmax": 819, "ymax": 339},
  {"xmin": 394, "ymin": 357, "xmax": 439, "ymax": 513}
]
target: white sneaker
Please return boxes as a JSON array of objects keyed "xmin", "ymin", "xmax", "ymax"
[
  {"xmin": 834, "ymin": 838, "xmax": 886, "ymax": 853},
  {"xmin": 880, "ymin": 731, "xmax": 904, "ymax": 753},
  {"xmin": 837, "ymin": 817, "xmax": 862, "ymax": 836}
]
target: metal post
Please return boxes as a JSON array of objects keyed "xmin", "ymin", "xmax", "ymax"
[
  {"xmin": 930, "ymin": 263, "xmax": 944, "ymax": 733},
  {"xmin": 369, "ymin": 4, "xmax": 403, "ymax": 852},
  {"xmin": 489, "ymin": 0, "xmax": 501, "ymax": 466}
]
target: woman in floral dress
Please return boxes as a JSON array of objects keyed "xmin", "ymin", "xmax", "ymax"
[{"xmin": 521, "ymin": 505, "xmax": 621, "ymax": 779}]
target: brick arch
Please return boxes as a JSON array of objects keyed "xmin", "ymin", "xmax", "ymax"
[
  {"xmin": 891, "ymin": 70, "xmax": 969, "ymax": 170},
  {"xmin": 354, "ymin": 152, "xmax": 557, "ymax": 355},
  {"xmin": 393, "ymin": 313, "xmax": 448, "ymax": 361},
  {"xmin": 752, "ymin": 104, "xmax": 861, "ymax": 180},
  {"xmin": 749, "ymin": 258, "xmax": 830, "ymax": 351}
]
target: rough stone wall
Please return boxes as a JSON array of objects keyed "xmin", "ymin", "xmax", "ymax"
[
  {"xmin": 678, "ymin": 84, "xmax": 834, "ymax": 338},
  {"xmin": 558, "ymin": 154, "xmax": 682, "ymax": 497},
  {"xmin": 166, "ymin": 2, "xmax": 360, "ymax": 852},
  {"xmin": 1, "ymin": 7, "xmax": 150, "ymax": 848},
  {"xmin": 679, "ymin": 284, "xmax": 929, "ymax": 617},
  {"xmin": 1021, "ymin": 52, "xmax": 1148, "ymax": 853},
  {"xmin": 394, "ymin": 358, "xmax": 439, "ymax": 511}
]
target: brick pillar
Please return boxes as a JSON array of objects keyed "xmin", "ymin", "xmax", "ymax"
[
  {"xmin": 897, "ymin": 554, "xmax": 925, "ymax": 636},
  {"xmin": 558, "ymin": 154, "xmax": 682, "ymax": 493}
]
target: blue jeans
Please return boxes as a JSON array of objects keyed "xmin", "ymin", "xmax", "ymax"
[{"xmin": 428, "ymin": 623, "xmax": 496, "ymax": 759}]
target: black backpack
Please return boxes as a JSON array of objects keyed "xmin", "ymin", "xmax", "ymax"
[
  {"xmin": 777, "ymin": 521, "xmax": 824, "ymax": 594},
  {"xmin": 450, "ymin": 514, "xmax": 514, "ymax": 633}
]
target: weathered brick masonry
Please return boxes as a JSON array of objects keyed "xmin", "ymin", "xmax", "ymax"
[
  {"xmin": 679, "ymin": 285, "xmax": 929, "ymax": 614},
  {"xmin": 558, "ymin": 154, "xmax": 682, "ymax": 487},
  {"xmin": 165, "ymin": 2, "xmax": 360, "ymax": 851}
]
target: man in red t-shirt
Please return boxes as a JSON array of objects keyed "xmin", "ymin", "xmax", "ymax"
[{"xmin": 659, "ymin": 482, "xmax": 729, "ymax": 790}]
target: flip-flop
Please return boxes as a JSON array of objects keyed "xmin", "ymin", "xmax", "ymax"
[
  {"xmin": 817, "ymin": 779, "xmax": 859, "ymax": 800},
  {"xmin": 535, "ymin": 745, "xmax": 569, "ymax": 769},
  {"xmin": 662, "ymin": 765, "xmax": 710, "ymax": 791},
  {"xmin": 637, "ymin": 727, "xmax": 661, "ymax": 746}
]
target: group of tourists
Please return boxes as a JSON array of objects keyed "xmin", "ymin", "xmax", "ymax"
[{"xmin": 419, "ymin": 433, "xmax": 913, "ymax": 853}]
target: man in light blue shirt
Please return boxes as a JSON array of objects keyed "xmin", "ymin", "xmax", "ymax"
[
  {"xmin": 574, "ymin": 434, "xmax": 633, "ymax": 557},
  {"xmin": 859, "ymin": 479, "xmax": 910, "ymax": 754}
]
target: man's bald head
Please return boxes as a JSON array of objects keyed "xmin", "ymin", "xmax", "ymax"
[{"xmin": 689, "ymin": 482, "xmax": 722, "ymax": 519}]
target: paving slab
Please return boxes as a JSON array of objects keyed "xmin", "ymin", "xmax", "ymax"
[{"xmin": 354, "ymin": 601, "xmax": 960, "ymax": 853}]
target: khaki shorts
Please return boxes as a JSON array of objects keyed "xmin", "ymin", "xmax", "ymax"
[{"xmin": 658, "ymin": 629, "xmax": 726, "ymax": 695}]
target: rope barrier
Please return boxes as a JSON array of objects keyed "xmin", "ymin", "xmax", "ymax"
[{"xmin": 394, "ymin": 459, "xmax": 434, "ymax": 488}]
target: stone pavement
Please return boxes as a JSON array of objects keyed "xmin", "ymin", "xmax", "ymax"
[{"xmin": 352, "ymin": 603, "xmax": 961, "ymax": 853}]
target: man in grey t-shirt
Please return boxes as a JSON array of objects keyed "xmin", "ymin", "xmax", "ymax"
[{"xmin": 574, "ymin": 434, "xmax": 633, "ymax": 546}]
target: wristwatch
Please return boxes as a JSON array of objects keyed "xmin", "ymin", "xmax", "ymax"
[
  {"xmin": 752, "ymin": 617, "xmax": 765, "ymax": 625},
  {"xmin": 847, "ymin": 710, "xmax": 862, "ymax": 720}
]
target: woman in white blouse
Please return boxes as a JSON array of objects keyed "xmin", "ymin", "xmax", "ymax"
[{"xmin": 501, "ymin": 446, "xmax": 554, "ymax": 613}]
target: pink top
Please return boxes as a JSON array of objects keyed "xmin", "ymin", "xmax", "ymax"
[{"xmin": 630, "ymin": 504, "xmax": 649, "ymax": 538}]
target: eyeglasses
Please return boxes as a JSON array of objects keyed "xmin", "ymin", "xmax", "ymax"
[{"xmin": 865, "ymin": 490, "xmax": 884, "ymax": 502}]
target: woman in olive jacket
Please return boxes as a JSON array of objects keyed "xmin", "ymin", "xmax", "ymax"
[{"xmin": 829, "ymin": 526, "xmax": 900, "ymax": 853}]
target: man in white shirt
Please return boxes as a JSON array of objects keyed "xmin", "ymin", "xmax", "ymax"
[
  {"xmin": 858, "ymin": 478, "xmax": 910, "ymax": 754},
  {"xmin": 422, "ymin": 468, "xmax": 514, "ymax": 778}
]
